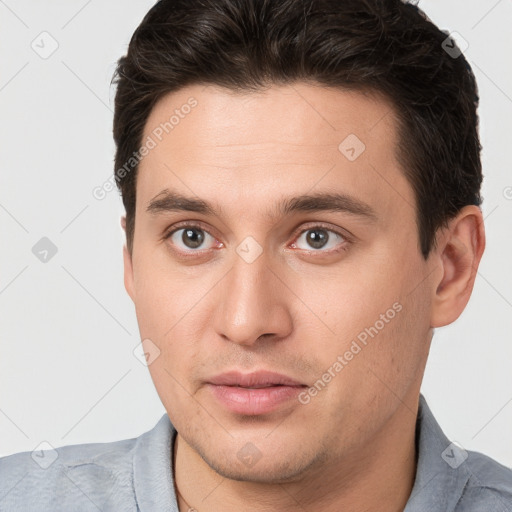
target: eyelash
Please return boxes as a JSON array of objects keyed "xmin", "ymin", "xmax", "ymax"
[{"xmin": 163, "ymin": 221, "xmax": 351, "ymax": 258}]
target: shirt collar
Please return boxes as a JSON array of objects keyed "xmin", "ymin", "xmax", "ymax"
[
  {"xmin": 133, "ymin": 413, "xmax": 178, "ymax": 511},
  {"xmin": 404, "ymin": 394, "xmax": 471, "ymax": 511},
  {"xmin": 132, "ymin": 394, "xmax": 469, "ymax": 512}
]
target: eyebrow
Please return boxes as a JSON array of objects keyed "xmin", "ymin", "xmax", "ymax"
[{"xmin": 146, "ymin": 189, "xmax": 378, "ymax": 222}]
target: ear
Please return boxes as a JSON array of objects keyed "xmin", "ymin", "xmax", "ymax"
[
  {"xmin": 121, "ymin": 216, "xmax": 135, "ymax": 301},
  {"xmin": 430, "ymin": 205, "xmax": 485, "ymax": 328}
]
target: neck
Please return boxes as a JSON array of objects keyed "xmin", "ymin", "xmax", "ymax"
[{"xmin": 173, "ymin": 397, "xmax": 419, "ymax": 512}]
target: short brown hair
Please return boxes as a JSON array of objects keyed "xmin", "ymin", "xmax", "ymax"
[{"xmin": 113, "ymin": 0, "xmax": 483, "ymax": 258}]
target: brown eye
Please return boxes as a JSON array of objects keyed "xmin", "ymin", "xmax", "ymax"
[
  {"xmin": 166, "ymin": 226, "xmax": 216, "ymax": 251},
  {"xmin": 305, "ymin": 229, "xmax": 329, "ymax": 249},
  {"xmin": 181, "ymin": 228, "xmax": 205, "ymax": 249},
  {"xmin": 293, "ymin": 227, "xmax": 346, "ymax": 252}
]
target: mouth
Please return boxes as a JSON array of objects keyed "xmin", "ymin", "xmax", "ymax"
[
  {"xmin": 206, "ymin": 370, "xmax": 306, "ymax": 388},
  {"xmin": 205, "ymin": 370, "xmax": 308, "ymax": 415},
  {"xmin": 230, "ymin": 384, "xmax": 289, "ymax": 389}
]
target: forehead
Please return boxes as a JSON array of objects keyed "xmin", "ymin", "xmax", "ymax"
[{"xmin": 136, "ymin": 83, "xmax": 414, "ymax": 224}]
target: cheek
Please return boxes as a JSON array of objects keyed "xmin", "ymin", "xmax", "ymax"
[
  {"xmin": 146, "ymin": 346, "xmax": 196, "ymax": 404},
  {"xmin": 293, "ymin": 261, "xmax": 401, "ymax": 344},
  {"xmin": 299, "ymin": 252, "xmax": 429, "ymax": 395},
  {"xmin": 132, "ymin": 248, "xmax": 197, "ymax": 337},
  {"xmin": 131, "ymin": 251, "xmax": 210, "ymax": 385},
  {"xmin": 139, "ymin": 299, "xmax": 203, "ymax": 423}
]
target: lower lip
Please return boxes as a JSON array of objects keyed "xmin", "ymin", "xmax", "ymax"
[{"xmin": 206, "ymin": 384, "xmax": 306, "ymax": 415}]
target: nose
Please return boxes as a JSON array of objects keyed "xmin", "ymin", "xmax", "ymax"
[{"xmin": 212, "ymin": 250, "xmax": 293, "ymax": 347}]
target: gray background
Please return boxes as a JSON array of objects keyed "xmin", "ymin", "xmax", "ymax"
[{"xmin": 1, "ymin": 0, "xmax": 511, "ymax": 468}]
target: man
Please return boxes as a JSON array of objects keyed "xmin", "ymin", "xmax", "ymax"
[{"xmin": 1, "ymin": 0, "xmax": 511, "ymax": 510}]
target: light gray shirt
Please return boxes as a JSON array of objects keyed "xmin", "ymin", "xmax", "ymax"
[{"xmin": 1, "ymin": 394, "xmax": 511, "ymax": 511}]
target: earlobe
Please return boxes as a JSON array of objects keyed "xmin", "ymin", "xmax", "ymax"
[
  {"xmin": 430, "ymin": 205, "xmax": 485, "ymax": 328},
  {"xmin": 121, "ymin": 216, "xmax": 136, "ymax": 301},
  {"xmin": 123, "ymin": 244, "xmax": 136, "ymax": 301}
]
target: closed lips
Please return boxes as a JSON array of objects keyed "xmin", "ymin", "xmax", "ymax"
[{"xmin": 207, "ymin": 370, "xmax": 307, "ymax": 388}]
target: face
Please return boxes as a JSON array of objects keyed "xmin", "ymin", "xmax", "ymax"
[{"xmin": 124, "ymin": 83, "xmax": 436, "ymax": 483}]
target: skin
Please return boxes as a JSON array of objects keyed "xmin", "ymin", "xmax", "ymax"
[{"xmin": 122, "ymin": 82, "xmax": 485, "ymax": 511}]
